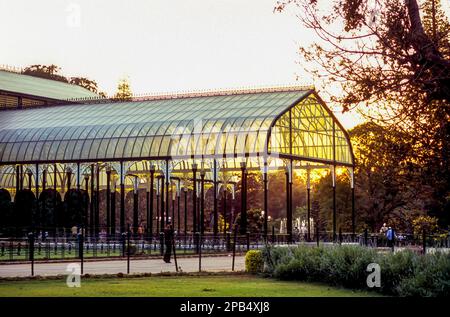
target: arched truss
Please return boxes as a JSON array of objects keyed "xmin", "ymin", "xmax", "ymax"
[{"xmin": 0, "ymin": 87, "xmax": 354, "ymax": 192}]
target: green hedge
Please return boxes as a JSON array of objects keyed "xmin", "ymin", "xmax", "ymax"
[
  {"xmin": 262, "ymin": 245, "xmax": 450, "ymax": 297},
  {"xmin": 245, "ymin": 250, "xmax": 264, "ymax": 273}
]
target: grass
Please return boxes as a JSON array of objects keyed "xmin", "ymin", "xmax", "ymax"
[{"xmin": 0, "ymin": 275, "xmax": 381, "ymax": 297}]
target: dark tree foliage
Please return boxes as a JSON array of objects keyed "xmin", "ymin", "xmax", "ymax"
[
  {"xmin": 234, "ymin": 209, "xmax": 264, "ymax": 234},
  {"xmin": 13, "ymin": 189, "xmax": 36, "ymax": 235},
  {"xmin": 276, "ymin": 0, "xmax": 450, "ymax": 226},
  {"xmin": 350, "ymin": 122, "xmax": 437, "ymax": 231},
  {"xmin": 38, "ymin": 189, "xmax": 62, "ymax": 230},
  {"xmin": 22, "ymin": 64, "xmax": 68, "ymax": 83},
  {"xmin": 63, "ymin": 189, "xmax": 88, "ymax": 228},
  {"xmin": 0, "ymin": 189, "xmax": 14, "ymax": 235},
  {"xmin": 312, "ymin": 173, "xmax": 352, "ymax": 232},
  {"xmin": 69, "ymin": 77, "xmax": 99, "ymax": 94}
]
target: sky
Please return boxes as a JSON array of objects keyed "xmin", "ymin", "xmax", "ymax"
[{"xmin": 1, "ymin": 0, "xmax": 449, "ymax": 129}]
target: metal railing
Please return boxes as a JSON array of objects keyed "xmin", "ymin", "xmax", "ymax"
[{"xmin": 1, "ymin": 228, "xmax": 448, "ymax": 263}]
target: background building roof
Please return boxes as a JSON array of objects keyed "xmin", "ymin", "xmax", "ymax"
[{"xmin": 0, "ymin": 70, "xmax": 98, "ymax": 101}]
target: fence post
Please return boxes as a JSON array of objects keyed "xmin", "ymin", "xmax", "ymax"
[
  {"xmin": 232, "ymin": 226, "xmax": 237, "ymax": 271},
  {"xmin": 422, "ymin": 229, "xmax": 426, "ymax": 255},
  {"xmin": 78, "ymin": 231, "xmax": 84, "ymax": 275},
  {"xmin": 315, "ymin": 226, "xmax": 319, "ymax": 247},
  {"xmin": 198, "ymin": 232, "xmax": 202, "ymax": 272},
  {"xmin": 121, "ymin": 232, "xmax": 126, "ymax": 257},
  {"xmin": 226, "ymin": 232, "xmax": 231, "ymax": 252},
  {"xmin": 127, "ymin": 225, "xmax": 131, "ymax": 274},
  {"xmin": 364, "ymin": 228, "xmax": 368, "ymax": 247},
  {"xmin": 194, "ymin": 232, "xmax": 200, "ymax": 254},
  {"xmin": 339, "ymin": 227, "xmax": 343, "ymax": 245},
  {"xmin": 246, "ymin": 232, "xmax": 250, "ymax": 251},
  {"xmin": 172, "ymin": 233, "xmax": 178, "ymax": 272},
  {"xmin": 272, "ymin": 226, "xmax": 275, "ymax": 244},
  {"xmin": 159, "ymin": 232, "xmax": 164, "ymax": 256},
  {"xmin": 28, "ymin": 232, "xmax": 34, "ymax": 276},
  {"xmin": 9, "ymin": 238, "xmax": 13, "ymax": 261}
]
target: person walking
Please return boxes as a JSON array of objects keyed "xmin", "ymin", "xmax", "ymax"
[
  {"xmin": 386, "ymin": 226, "xmax": 396, "ymax": 251},
  {"xmin": 163, "ymin": 221, "xmax": 174, "ymax": 263}
]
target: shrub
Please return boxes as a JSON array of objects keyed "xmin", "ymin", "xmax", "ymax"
[
  {"xmin": 270, "ymin": 245, "xmax": 378, "ymax": 289},
  {"xmin": 245, "ymin": 250, "xmax": 264, "ymax": 273},
  {"xmin": 377, "ymin": 249, "xmax": 416, "ymax": 295},
  {"xmin": 262, "ymin": 245, "xmax": 450, "ymax": 297},
  {"xmin": 395, "ymin": 251, "xmax": 450, "ymax": 297},
  {"xmin": 321, "ymin": 246, "xmax": 379, "ymax": 288},
  {"xmin": 262, "ymin": 245, "xmax": 291, "ymax": 273}
]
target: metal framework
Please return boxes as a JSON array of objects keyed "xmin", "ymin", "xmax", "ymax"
[{"xmin": 0, "ymin": 87, "xmax": 355, "ymax": 242}]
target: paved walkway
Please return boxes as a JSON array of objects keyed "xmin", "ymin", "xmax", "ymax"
[{"xmin": 0, "ymin": 255, "xmax": 245, "ymax": 278}]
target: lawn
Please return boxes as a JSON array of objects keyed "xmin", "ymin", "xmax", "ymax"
[{"xmin": 0, "ymin": 275, "xmax": 380, "ymax": 297}]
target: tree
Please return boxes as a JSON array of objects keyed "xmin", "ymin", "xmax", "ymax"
[
  {"xmin": 63, "ymin": 189, "xmax": 87, "ymax": 228},
  {"xmin": 13, "ymin": 189, "xmax": 36, "ymax": 235},
  {"xmin": 23, "ymin": 64, "xmax": 68, "ymax": 83},
  {"xmin": 276, "ymin": 0, "xmax": 450, "ymax": 226},
  {"xmin": 235, "ymin": 208, "xmax": 264, "ymax": 233},
  {"xmin": 38, "ymin": 189, "xmax": 62, "ymax": 231},
  {"xmin": 114, "ymin": 78, "xmax": 133, "ymax": 100},
  {"xmin": 0, "ymin": 189, "xmax": 14, "ymax": 235},
  {"xmin": 312, "ymin": 173, "xmax": 352, "ymax": 232},
  {"xmin": 412, "ymin": 215, "xmax": 439, "ymax": 235},
  {"xmin": 349, "ymin": 122, "xmax": 431, "ymax": 232},
  {"xmin": 69, "ymin": 77, "xmax": 99, "ymax": 93},
  {"xmin": 276, "ymin": 0, "xmax": 450, "ymax": 111}
]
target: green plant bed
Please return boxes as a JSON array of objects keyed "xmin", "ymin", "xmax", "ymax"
[{"xmin": 262, "ymin": 245, "xmax": 450, "ymax": 297}]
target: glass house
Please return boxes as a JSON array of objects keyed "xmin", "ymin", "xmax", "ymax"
[{"xmin": 0, "ymin": 86, "xmax": 355, "ymax": 241}]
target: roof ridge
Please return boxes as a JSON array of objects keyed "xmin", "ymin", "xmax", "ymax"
[
  {"xmin": 0, "ymin": 83, "xmax": 314, "ymax": 110},
  {"xmin": 63, "ymin": 84, "xmax": 314, "ymax": 104},
  {"xmin": 131, "ymin": 84, "xmax": 314, "ymax": 101}
]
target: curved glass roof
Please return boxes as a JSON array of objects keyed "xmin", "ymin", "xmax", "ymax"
[{"xmin": 0, "ymin": 88, "xmax": 354, "ymax": 168}]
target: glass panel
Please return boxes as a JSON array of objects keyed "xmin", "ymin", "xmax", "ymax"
[
  {"xmin": 106, "ymin": 138, "xmax": 119, "ymax": 158},
  {"xmin": 269, "ymin": 94, "xmax": 352, "ymax": 165},
  {"xmin": 55, "ymin": 139, "xmax": 69, "ymax": 161},
  {"xmin": 97, "ymin": 139, "xmax": 110, "ymax": 159},
  {"xmin": 89, "ymin": 140, "xmax": 102, "ymax": 159},
  {"xmin": 47, "ymin": 140, "xmax": 61, "ymax": 161},
  {"xmin": 113, "ymin": 138, "xmax": 127, "ymax": 158},
  {"xmin": 140, "ymin": 136, "xmax": 154, "ymax": 157},
  {"xmin": 81, "ymin": 140, "xmax": 93, "ymax": 159},
  {"xmin": 40, "ymin": 141, "xmax": 53, "ymax": 161},
  {"xmin": 31, "ymin": 142, "xmax": 44, "ymax": 162},
  {"xmin": 70, "ymin": 140, "xmax": 85, "ymax": 160},
  {"xmin": 131, "ymin": 137, "xmax": 145, "ymax": 158},
  {"xmin": 64, "ymin": 140, "xmax": 77, "ymax": 160},
  {"xmin": 158, "ymin": 136, "xmax": 172, "ymax": 157}
]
